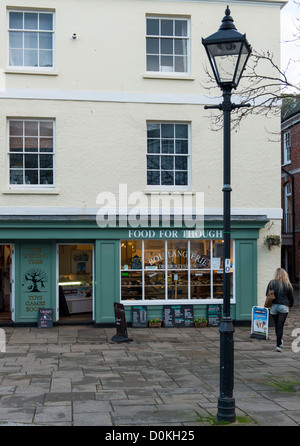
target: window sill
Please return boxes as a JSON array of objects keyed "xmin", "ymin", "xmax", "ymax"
[
  {"xmin": 143, "ymin": 73, "xmax": 194, "ymax": 81},
  {"xmin": 5, "ymin": 68, "xmax": 58, "ymax": 76},
  {"xmin": 2, "ymin": 188, "xmax": 59, "ymax": 195},
  {"xmin": 281, "ymin": 161, "xmax": 291, "ymax": 167},
  {"xmin": 121, "ymin": 299, "xmax": 236, "ymax": 305}
]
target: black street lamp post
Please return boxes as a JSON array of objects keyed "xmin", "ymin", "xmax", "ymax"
[{"xmin": 202, "ymin": 6, "xmax": 252, "ymax": 423}]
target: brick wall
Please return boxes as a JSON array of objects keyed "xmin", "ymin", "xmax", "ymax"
[{"xmin": 281, "ymin": 115, "xmax": 300, "ymax": 281}]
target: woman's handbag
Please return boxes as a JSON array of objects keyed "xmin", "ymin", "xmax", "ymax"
[{"xmin": 264, "ymin": 288, "xmax": 275, "ymax": 308}]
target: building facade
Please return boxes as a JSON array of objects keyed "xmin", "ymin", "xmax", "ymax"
[
  {"xmin": 281, "ymin": 95, "xmax": 300, "ymax": 282},
  {"xmin": 0, "ymin": 0, "xmax": 284, "ymax": 325}
]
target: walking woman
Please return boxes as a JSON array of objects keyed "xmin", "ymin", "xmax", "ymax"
[{"xmin": 266, "ymin": 268, "xmax": 294, "ymax": 352}]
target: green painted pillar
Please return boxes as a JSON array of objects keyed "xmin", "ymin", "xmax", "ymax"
[
  {"xmin": 235, "ymin": 240, "xmax": 257, "ymax": 320},
  {"xmin": 94, "ymin": 240, "xmax": 120, "ymax": 324}
]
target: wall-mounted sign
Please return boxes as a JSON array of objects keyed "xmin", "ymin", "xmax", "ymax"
[{"xmin": 163, "ymin": 305, "xmax": 194, "ymax": 327}]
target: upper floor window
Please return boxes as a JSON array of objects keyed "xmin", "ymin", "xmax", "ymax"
[
  {"xmin": 8, "ymin": 119, "xmax": 55, "ymax": 187},
  {"xmin": 147, "ymin": 122, "xmax": 189, "ymax": 188},
  {"xmin": 283, "ymin": 130, "xmax": 291, "ymax": 164},
  {"xmin": 146, "ymin": 17, "xmax": 189, "ymax": 74},
  {"xmin": 8, "ymin": 10, "xmax": 54, "ymax": 68}
]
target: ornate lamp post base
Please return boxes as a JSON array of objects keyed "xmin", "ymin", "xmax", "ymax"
[{"xmin": 217, "ymin": 317, "xmax": 235, "ymax": 423}]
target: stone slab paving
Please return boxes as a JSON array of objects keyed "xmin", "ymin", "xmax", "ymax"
[{"xmin": 0, "ymin": 297, "xmax": 298, "ymax": 427}]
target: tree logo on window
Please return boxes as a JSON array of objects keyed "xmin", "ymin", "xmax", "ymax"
[{"xmin": 22, "ymin": 269, "xmax": 48, "ymax": 293}]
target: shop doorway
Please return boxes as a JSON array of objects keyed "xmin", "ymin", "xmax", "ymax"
[
  {"xmin": 0, "ymin": 245, "xmax": 14, "ymax": 322},
  {"xmin": 57, "ymin": 244, "xmax": 94, "ymax": 323}
]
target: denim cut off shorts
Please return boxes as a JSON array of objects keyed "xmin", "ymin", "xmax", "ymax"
[{"xmin": 270, "ymin": 304, "xmax": 289, "ymax": 315}]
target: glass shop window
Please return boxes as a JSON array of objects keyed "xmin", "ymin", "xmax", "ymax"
[{"xmin": 120, "ymin": 239, "xmax": 234, "ymax": 302}]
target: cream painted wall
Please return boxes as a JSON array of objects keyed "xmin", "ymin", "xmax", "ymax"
[
  {"xmin": 0, "ymin": 0, "xmax": 284, "ymax": 95},
  {"xmin": 0, "ymin": 98, "xmax": 281, "ymax": 214},
  {"xmin": 257, "ymin": 219, "xmax": 282, "ymax": 307},
  {"xmin": 0, "ymin": 0, "xmax": 283, "ymax": 217}
]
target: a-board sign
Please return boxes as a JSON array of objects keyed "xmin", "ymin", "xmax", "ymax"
[
  {"xmin": 112, "ymin": 302, "xmax": 132, "ymax": 342},
  {"xmin": 131, "ymin": 305, "xmax": 148, "ymax": 328},
  {"xmin": 114, "ymin": 302, "xmax": 128, "ymax": 337},
  {"xmin": 207, "ymin": 304, "xmax": 222, "ymax": 327},
  {"xmin": 38, "ymin": 308, "xmax": 53, "ymax": 329},
  {"xmin": 250, "ymin": 306, "xmax": 269, "ymax": 339},
  {"xmin": 163, "ymin": 305, "xmax": 194, "ymax": 327}
]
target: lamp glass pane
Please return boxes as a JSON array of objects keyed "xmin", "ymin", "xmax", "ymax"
[
  {"xmin": 207, "ymin": 41, "xmax": 242, "ymax": 84},
  {"xmin": 234, "ymin": 44, "xmax": 249, "ymax": 85}
]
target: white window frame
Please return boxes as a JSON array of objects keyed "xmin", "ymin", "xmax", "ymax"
[
  {"xmin": 284, "ymin": 182, "xmax": 292, "ymax": 233},
  {"xmin": 7, "ymin": 9, "xmax": 55, "ymax": 72},
  {"xmin": 146, "ymin": 16, "xmax": 190, "ymax": 76},
  {"xmin": 120, "ymin": 239, "xmax": 235, "ymax": 305},
  {"xmin": 7, "ymin": 118, "xmax": 56, "ymax": 189},
  {"xmin": 283, "ymin": 130, "xmax": 291, "ymax": 165},
  {"xmin": 285, "ymin": 181, "xmax": 292, "ymax": 197},
  {"xmin": 146, "ymin": 121, "xmax": 191, "ymax": 190}
]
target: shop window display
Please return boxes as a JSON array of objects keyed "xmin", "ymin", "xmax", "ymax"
[{"xmin": 121, "ymin": 239, "xmax": 234, "ymax": 302}]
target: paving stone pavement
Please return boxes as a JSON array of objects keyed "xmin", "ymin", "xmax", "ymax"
[{"xmin": 0, "ymin": 298, "xmax": 299, "ymax": 427}]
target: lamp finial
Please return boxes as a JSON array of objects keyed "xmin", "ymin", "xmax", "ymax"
[{"xmin": 219, "ymin": 6, "xmax": 236, "ymax": 31}]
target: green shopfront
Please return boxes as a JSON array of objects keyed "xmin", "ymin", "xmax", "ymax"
[{"xmin": 0, "ymin": 217, "xmax": 267, "ymax": 325}]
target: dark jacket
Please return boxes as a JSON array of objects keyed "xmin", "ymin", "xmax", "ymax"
[{"xmin": 266, "ymin": 280, "xmax": 294, "ymax": 308}]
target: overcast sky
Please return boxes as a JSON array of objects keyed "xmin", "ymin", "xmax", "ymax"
[{"xmin": 281, "ymin": 0, "xmax": 300, "ymax": 90}]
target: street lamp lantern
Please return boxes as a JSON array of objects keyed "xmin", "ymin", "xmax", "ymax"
[
  {"xmin": 202, "ymin": 6, "xmax": 251, "ymax": 89},
  {"xmin": 202, "ymin": 6, "xmax": 252, "ymax": 424}
]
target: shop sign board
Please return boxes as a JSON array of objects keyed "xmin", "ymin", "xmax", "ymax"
[
  {"xmin": 250, "ymin": 306, "xmax": 269, "ymax": 339},
  {"xmin": 38, "ymin": 308, "xmax": 53, "ymax": 329},
  {"xmin": 163, "ymin": 305, "xmax": 194, "ymax": 327},
  {"xmin": 127, "ymin": 229, "xmax": 223, "ymax": 240},
  {"xmin": 131, "ymin": 305, "xmax": 148, "ymax": 328},
  {"xmin": 19, "ymin": 243, "xmax": 52, "ymax": 320},
  {"xmin": 207, "ymin": 304, "xmax": 222, "ymax": 327}
]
